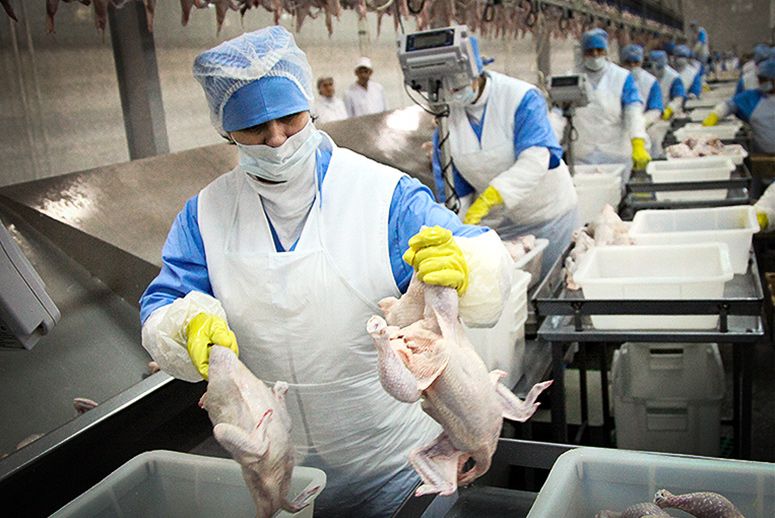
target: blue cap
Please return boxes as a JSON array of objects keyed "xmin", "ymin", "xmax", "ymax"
[
  {"xmin": 673, "ymin": 45, "xmax": 692, "ymax": 58},
  {"xmin": 468, "ymin": 35, "xmax": 484, "ymax": 75},
  {"xmin": 649, "ymin": 50, "xmax": 668, "ymax": 68},
  {"xmin": 222, "ymin": 77, "xmax": 309, "ymax": 132},
  {"xmin": 664, "ymin": 40, "xmax": 676, "ymax": 54},
  {"xmin": 582, "ymin": 29, "xmax": 608, "ymax": 51},
  {"xmin": 621, "ymin": 44, "xmax": 644, "ymax": 63},
  {"xmin": 754, "ymin": 44, "xmax": 772, "ymax": 64},
  {"xmin": 757, "ymin": 56, "xmax": 775, "ymax": 80}
]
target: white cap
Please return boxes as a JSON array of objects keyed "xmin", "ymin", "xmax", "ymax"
[{"xmin": 355, "ymin": 56, "xmax": 373, "ymax": 70}]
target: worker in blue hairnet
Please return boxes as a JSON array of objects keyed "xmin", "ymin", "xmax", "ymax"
[
  {"xmin": 573, "ymin": 28, "xmax": 650, "ymax": 173},
  {"xmin": 648, "ymin": 50, "xmax": 686, "ymax": 121},
  {"xmin": 139, "ymin": 27, "xmax": 514, "ymax": 517},
  {"xmin": 688, "ymin": 20, "xmax": 709, "ymax": 65},
  {"xmin": 736, "ymin": 44, "xmax": 773, "ymax": 94},
  {"xmin": 621, "ymin": 44, "xmax": 663, "ymax": 126},
  {"xmin": 704, "ymin": 56, "xmax": 775, "ymax": 155},
  {"xmin": 430, "ymin": 35, "xmax": 579, "ymax": 278},
  {"xmin": 672, "ymin": 44, "xmax": 703, "ymax": 98}
]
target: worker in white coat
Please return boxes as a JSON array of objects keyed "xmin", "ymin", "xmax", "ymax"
[
  {"xmin": 621, "ymin": 44, "xmax": 664, "ymax": 126},
  {"xmin": 688, "ymin": 20, "xmax": 710, "ymax": 65},
  {"xmin": 574, "ymin": 28, "xmax": 651, "ymax": 173},
  {"xmin": 312, "ymin": 76, "xmax": 348, "ymax": 124},
  {"xmin": 736, "ymin": 44, "xmax": 772, "ymax": 95},
  {"xmin": 139, "ymin": 27, "xmax": 513, "ymax": 517},
  {"xmin": 648, "ymin": 50, "xmax": 686, "ymax": 120},
  {"xmin": 673, "ymin": 44, "xmax": 703, "ymax": 99},
  {"xmin": 430, "ymin": 35, "xmax": 578, "ymax": 277},
  {"xmin": 704, "ymin": 56, "xmax": 775, "ymax": 155},
  {"xmin": 343, "ymin": 57, "xmax": 388, "ymax": 117}
]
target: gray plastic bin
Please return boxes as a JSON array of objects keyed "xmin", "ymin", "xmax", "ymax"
[
  {"xmin": 527, "ymin": 447, "xmax": 775, "ymax": 518},
  {"xmin": 52, "ymin": 450, "xmax": 326, "ymax": 518}
]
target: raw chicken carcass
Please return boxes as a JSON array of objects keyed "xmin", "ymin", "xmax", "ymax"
[
  {"xmin": 654, "ymin": 489, "xmax": 744, "ymax": 518},
  {"xmin": 199, "ymin": 346, "xmax": 321, "ymax": 518},
  {"xmin": 502, "ymin": 234, "xmax": 536, "ymax": 262},
  {"xmin": 596, "ymin": 502, "xmax": 673, "ymax": 518},
  {"xmin": 666, "ymin": 136, "xmax": 726, "ymax": 159},
  {"xmin": 367, "ymin": 280, "xmax": 552, "ymax": 496}
]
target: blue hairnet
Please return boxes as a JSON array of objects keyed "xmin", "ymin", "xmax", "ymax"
[
  {"xmin": 621, "ymin": 44, "xmax": 644, "ymax": 63},
  {"xmin": 664, "ymin": 40, "xmax": 676, "ymax": 55},
  {"xmin": 673, "ymin": 45, "xmax": 692, "ymax": 58},
  {"xmin": 468, "ymin": 35, "xmax": 484, "ymax": 75},
  {"xmin": 649, "ymin": 50, "xmax": 668, "ymax": 68},
  {"xmin": 193, "ymin": 26, "xmax": 314, "ymax": 135},
  {"xmin": 758, "ymin": 56, "xmax": 775, "ymax": 80},
  {"xmin": 582, "ymin": 29, "xmax": 608, "ymax": 51},
  {"xmin": 754, "ymin": 44, "xmax": 772, "ymax": 64}
]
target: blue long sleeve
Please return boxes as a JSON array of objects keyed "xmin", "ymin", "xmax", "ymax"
[
  {"xmin": 689, "ymin": 70, "xmax": 703, "ymax": 97},
  {"xmin": 646, "ymin": 81, "xmax": 664, "ymax": 111},
  {"xmin": 139, "ymin": 196, "xmax": 212, "ymax": 324},
  {"xmin": 513, "ymin": 89, "xmax": 563, "ymax": 169},
  {"xmin": 431, "ymin": 128, "xmax": 475, "ymax": 203},
  {"xmin": 729, "ymin": 89, "xmax": 763, "ymax": 122},
  {"xmin": 621, "ymin": 74, "xmax": 643, "ymax": 108},
  {"xmin": 670, "ymin": 77, "xmax": 686, "ymax": 100},
  {"xmin": 388, "ymin": 176, "xmax": 487, "ymax": 292}
]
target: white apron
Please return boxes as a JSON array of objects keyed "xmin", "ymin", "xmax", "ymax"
[
  {"xmin": 447, "ymin": 70, "xmax": 577, "ymax": 228},
  {"xmin": 678, "ymin": 62, "xmax": 700, "ymax": 95},
  {"xmin": 750, "ymin": 94, "xmax": 775, "ymax": 154},
  {"xmin": 575, "ymin": 63, "xmax": 633, "ymax": 165},
  {"xmin": 657, "ymin": 65, "xmax": 682, "ymax": 106},
  {"xmin": 198, "ymin": 143, "xmax": 439, "ymax": 514}
]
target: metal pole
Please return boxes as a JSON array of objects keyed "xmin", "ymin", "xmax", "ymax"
[
  {"xmin": 437, "ymin": 114, "xmax": 459, "ymax": 212},
  {"xmin": 108, "ymin": 1, "xmax": 169, "ymax": 160}
]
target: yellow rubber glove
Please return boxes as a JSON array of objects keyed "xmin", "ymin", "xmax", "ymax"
[
  {"xmin": 757, "ymin": 210, "xmax": 769, "ymax": 232},
  {"xmin": 702, "ymin": 83, "xmax": 711, "ymax": 93},
  {"xmin": 186, "ymin": 313, "xmax": 239, "ymax": 380},
  {"xmin": 631, "ymin": 138, "xmax": 651, "ymax": 171},
  {"xmin": 661, "ymin": 107, "xmax": 674, "ymax": 121},
  {"xmin": 702, "ymin": 112, "xmax": 719, "ymax": 126},
  {"xmin": 463, "ymin": 186, "xmax": 504, "ymax": 225},
  {"xmin": 403, "ymin": 226, "xmax": 469, "ymax": 296}
]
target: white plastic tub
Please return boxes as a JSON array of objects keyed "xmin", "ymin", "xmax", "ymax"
[
  {"xmin": 573, "ymin": 172, "xmax": 622, "ymax": 224},
  {"xmin": 666, "ymin": 144, "xmax": 748, "ymax": 165},
  {"xmin": 685, "ymin": 97, "xmax": 722, "ymax": 109},
  {"xmin": 465, "ymin": 269, "xmax": 531, "ymax": 389},
  {"xmin": 573, "ymin": 163, "xmax": 630, "ymax": 182},
  {"xmin": 526, "ymin": 447, "xmax": 775, "ymax": 518},
  {"xmin": 573, "ymin": 243, "xmax": 734, "ymax": 330},
  {"xmin": 629, "ymin": 206, "xmax": 758, "ymax": 274},
  {"xmin": 674, "ymin": 123, "xmax": 743, "ymax": 141},
  {"xmin": 52, "ymin": 450, "xmax": 327, "ymax": 518},
  {"xmin": 612, "ymin": 343, "xmax": 725, "ymax": 456},
  {"xmin": 646, "ymin": 157, "xmax": 735, "ymax": 201},
  {"xmin": 512, "ymin": 238, "xmax": 549, "ymax": 288},
  {"xmin": 688, "ymin": 107, "xmax": 717, "ymax": 122}
]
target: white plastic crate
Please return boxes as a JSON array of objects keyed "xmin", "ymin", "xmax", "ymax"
[
  {"xmin": 666, "ymin": 144, "xmax": 748, "ymax": 165},
  {"xmin": 685, "ymin": 97, "xmax": 722, "ymax": 109},
  {"xmin": 674, "ymin": 123, "xmax": 743, "ymax": 141},
  {"xmin": 526, "ymin": 447, "xmax": 775, "ymax": 518},
  {"xmin": 629, "ymin": 206, "xmax": 758, "ymax": 274},
  {"xmin": 465, "ymin": 269, "xmax": 531, "ymax": 389},
  {"xmin": 52, "ymin": 450, "xmax": 326, "ymax": 518},
  {"xmin": 573, "ymin": 171, "xmax": 622, "ymax": 224},
  {"xmin": 612, "ymin": 343, "xmax": 724, "ymax": 456},
  {"xmin": 512, "ymin": 238, "xmax": 549, "ymax": 288},
  {"xmin": 646, "ymin": 157, "xmax": 735, "ymax": 201},
  {"xmin": 572, "ymin": 243, "xmax": 734, "ymax": 330}
]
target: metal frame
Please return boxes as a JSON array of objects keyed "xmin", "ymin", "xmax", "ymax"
[{"xmin": 533, "ymin": 244, "xmax": 764, "ymax": 458}]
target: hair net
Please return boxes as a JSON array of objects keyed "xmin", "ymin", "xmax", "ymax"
[
  {"xmin": 663, "ymin": 40, "xmax": 676, "ymax": 55},
  {"xmin": 673, "ymin": 45, "xmax": 692, "ymax": 58},
  {"xmin": 758, "ymin": 56, "xmax": 775, "ymax": 80},
  {"xmin": 582, "ymin": 29, "xmax": 608, "ymax": 51},
  {"xmin": 468, "ymin": 35, "xmax": 484, "ymax": 75},
  {"xmin": 193, "ymin": 26, "xmax": 314, "ymax": 135},
  {"xmin": 649, "ymin": 50, "xmax": 668, "ymax": 68},
  {"xmin": 621, "ymin": 44, "xmax": 644, "ymax": 63},
  {"xmin": 754, "ymin": 44, "xmax": 772, "ymax": 64}
]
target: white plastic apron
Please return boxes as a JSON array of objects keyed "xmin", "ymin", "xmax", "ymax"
[
  {"xmin": 575, "ymin": 63, "xmax": 633, "ymax": 165},
  {"xmin": 750, "ymin": 94, "xmax": 775, "ymax": 154},
  {"xmin": 447, "ymin": 71, "xmax": 576, "ymax": 227},
  {"xmin": 678, "ymin": 62, "xmax": 699, "ymax": 94},
  {"xmin": 198, "ymin": 147, "xmax": 438, "ymax": 514},
  {"xmin": 658, "ymin": 66, "xmax": 681, "ymax": 105}
]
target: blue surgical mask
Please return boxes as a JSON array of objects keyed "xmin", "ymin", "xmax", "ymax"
[
  {"xmin": 584, "ymin": 56, "xmax": 607, "ymax": 72},
  {"xmin": 448, "ymin": 85, "xmax": 476, "ymax": 107},
  {"xmin": 237, "ymin": 120, "xmax": 321, "ymax": 183}
]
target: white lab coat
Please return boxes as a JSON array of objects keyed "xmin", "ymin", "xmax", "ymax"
[
  {"xmin": 343, "ymin": 81, "xmax": 387, "ymax": 117},
  {"xmin": 657, "ymin": 65, "xmax": 684, "ymax": 113},
  {"xmin": 313, "ymin": 96, "xmax": 348, "ymax": 124}
]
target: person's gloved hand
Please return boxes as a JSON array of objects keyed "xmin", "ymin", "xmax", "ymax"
[
  {"xmin": 403, "ymin": 226, "xmax": 469, "ymax": 295},
  {"xmin": 757, "ymin": 209, "xmax": 769, "ymax": 232},
  {"xmin": 631, "ymin": 138, "xmax": 651, "ymax": 170},
  {"xmin": 702, "ymin": 112, "xmax": 719, "ymax": 126},
  {"xmin": 661, "ymin": 107, "xmax": 674, "ymax": 121},
  {"xmin": 463, "ymin": 185, "xmax": 504, "ymax": 225},
  {"xmin": 186, "ymin": 313, "xmax": 239, "ymax": 380},
  {"xmin": 702, "ymin": 83, "xmax": 711, "ymax": 93}
]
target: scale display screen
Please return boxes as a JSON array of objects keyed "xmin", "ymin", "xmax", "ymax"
[
  {"xmin": 406, "ymin": 29, "xmax": 455, "ymax": 52},
  {"xmin": 551, "ymin": 76, "xmax": 580, "ymax": 87}
]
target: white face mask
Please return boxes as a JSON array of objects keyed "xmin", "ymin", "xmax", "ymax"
[
  {"xmin": 675, "ymin": 57, "xmax": 688, "ymax": 69},
  {"xmin": 760, "ymin": 81, "xmax": 774, "ymax": 94},
  {"xmin": 584, "ymin": 56, "xmax": 607, "ymax": 72},
  {"xmin": 237, "ymin": 119, "xmax": 321, "ymax": 183},
  {"xmin": 448, "ymin": 85, "xmax": 476, "ymax": 107},
  {"xmin": 653, "ymin": 65, "xmax": 665, "ymax": 78}
]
